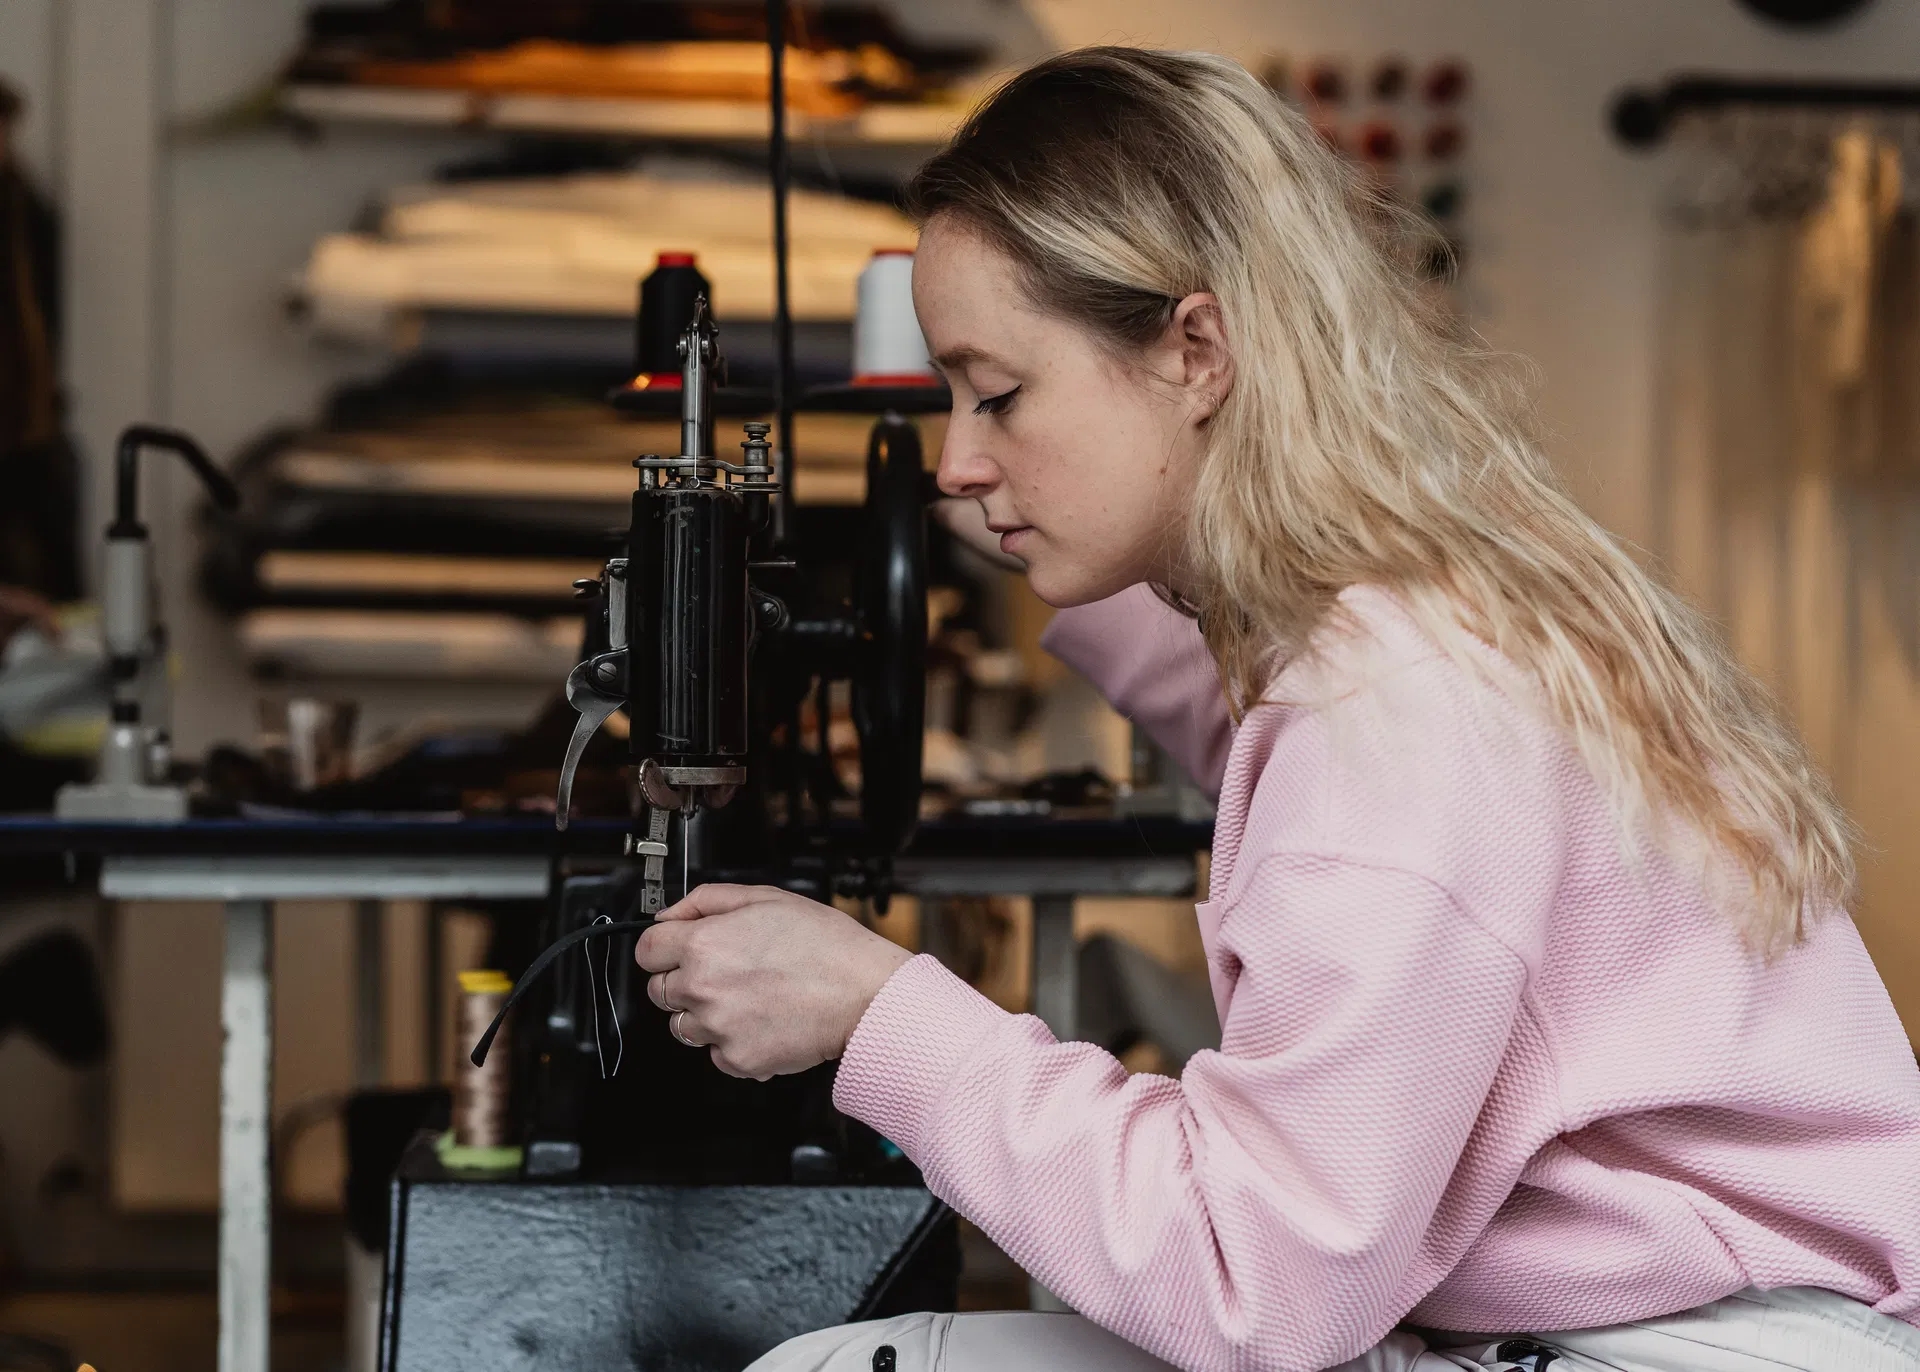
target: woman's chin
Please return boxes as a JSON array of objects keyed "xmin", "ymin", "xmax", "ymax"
[{"xmin": 1026, "ymin": 562, "xmax": 1132, "ymax": 609}]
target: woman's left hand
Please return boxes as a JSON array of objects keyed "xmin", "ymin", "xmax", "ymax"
[{"xmin": 635, "ymin": 884, "xmax": 913, "ymax": 1080}]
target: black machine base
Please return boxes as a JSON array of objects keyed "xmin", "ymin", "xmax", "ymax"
[{"xmin": 379, "ymin": 1134, "xmax": 957, "ymax": 1372}]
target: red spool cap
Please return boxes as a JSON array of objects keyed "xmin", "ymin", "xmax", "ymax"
[
  {"xmin": 1371, "ymin": 59, "xmax": 1410, "ymax": 101},
  {"xmin": 1424, "ymin": 121, "xmax": 1466, "ymax": 161},
  {"xmin": 655, "ymin": 252, "xmax": 698, "ymax": 267},
  {"xmin": 1359, "ymin": 121, "xmax": 1402, "ymax": 164},
  {"xmin": 1304, "ymin": 61, "xmax": 1347, "ymax": 105},
  {"xmin": 871, "ymin": 247, "xmax": 916, "ymax": 257},
  {"xmin": 1424, "ymin": 61, "xmax": 1470, "ymax": 106}
]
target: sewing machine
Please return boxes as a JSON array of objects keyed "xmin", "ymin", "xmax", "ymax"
[
  {"xmin": 483, "ymin": 267, "xmax": 932, "ymax": 1180},
  {"xmin": 369, "ymin": 253, "xmax": 951, "ymax": 1372}
]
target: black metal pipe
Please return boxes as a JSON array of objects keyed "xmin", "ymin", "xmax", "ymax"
[
  {"xmin": 767, "ymin": 0, "xmax": 797, "ymax": 546},
  {"xmin": 1613, "ymin": 73, "xmax": 1920, "ymax": 149},
  {"xmin": 112, "ymin": 423, "xmax": 241, "ymax": 537}
]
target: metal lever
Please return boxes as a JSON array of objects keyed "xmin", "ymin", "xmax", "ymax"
[{"xmin": 555, "ymin": 655, "xmax": 625, "ymax": 831}]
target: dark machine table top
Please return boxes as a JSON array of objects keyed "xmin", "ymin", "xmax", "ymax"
[{"xmin": 0, "ymin": 810, "xmax": 1213, "ymax": 862}]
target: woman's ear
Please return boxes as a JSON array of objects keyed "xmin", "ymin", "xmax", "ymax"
[{"xmin": 1169, "ymin": 292, "xmax": 1234, "ymax": 422}]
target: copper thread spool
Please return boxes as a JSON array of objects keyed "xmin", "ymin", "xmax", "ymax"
[{"xmin": 453, "ymin": 969, "xmax": 514, "ymax": 1149}]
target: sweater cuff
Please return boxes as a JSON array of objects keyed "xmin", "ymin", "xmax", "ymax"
[{"xmin": 833, "ymin": 953, "xmax": 1016, "ymax": 1158}]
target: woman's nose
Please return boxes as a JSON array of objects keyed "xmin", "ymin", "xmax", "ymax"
[{"xmin": 936, "ymin": 424, "xmax": 1002, "ymax": 500}]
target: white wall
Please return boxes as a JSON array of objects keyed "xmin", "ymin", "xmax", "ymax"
[{"xmin": 0, "ymin": 0, "xmax": 61, "ymax": 182}]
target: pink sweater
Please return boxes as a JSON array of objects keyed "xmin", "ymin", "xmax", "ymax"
[{"xmin": 834, "ymin": 585, "xmax": 1920, "ymax": 1372}]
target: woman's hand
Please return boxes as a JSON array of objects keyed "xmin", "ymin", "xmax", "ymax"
[{"xmin": 635, "ymin": 884, "xmax": 913, "ymax": 1080}]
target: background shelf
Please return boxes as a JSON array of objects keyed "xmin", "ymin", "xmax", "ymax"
[{"xmin": 279, "ymin": 82, "xmax": 968, "ymax": 146}]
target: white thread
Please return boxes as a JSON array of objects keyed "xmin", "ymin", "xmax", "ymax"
[
  {"xmin": 852, "ymin": 250, "xmax": 934, "ymax": 381},
  {"xmin": 586, "ymin": 912, "xmax": 624, "ymax": 1079}
]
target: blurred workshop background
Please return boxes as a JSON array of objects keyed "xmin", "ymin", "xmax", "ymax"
[{"xmin": 2, "ymin": 1, "xmax": 1920, "ymax": 1369}]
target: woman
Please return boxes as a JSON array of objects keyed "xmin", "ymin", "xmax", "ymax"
[{"xmin": 636, "ymin": 48, "xmax": 1920, "ymax": 1372}]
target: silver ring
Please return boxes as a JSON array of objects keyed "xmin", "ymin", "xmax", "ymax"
[{"xmin": 670, "ymin": 1010, "xmax": 697, "ymax": 1048}]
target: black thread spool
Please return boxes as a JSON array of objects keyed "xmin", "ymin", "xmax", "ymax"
[{"xmin": 636, "ymin": 253, "xmax": 712, "ymax": 379}]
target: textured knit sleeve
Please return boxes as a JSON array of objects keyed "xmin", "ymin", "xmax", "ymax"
[
  {"xmin": 1039, "ymin": 583, "xmax": 1233, "ymax": 798},
  {"xmin": 834, "ymin": 857, "xmax": 1529, "ymax": 1372}
]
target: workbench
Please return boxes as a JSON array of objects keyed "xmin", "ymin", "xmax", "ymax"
[{"xmin": 0, "ymin": 810, "xmax": 1210, "ymax": 1372}]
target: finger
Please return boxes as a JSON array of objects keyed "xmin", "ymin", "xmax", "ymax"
[
  {"xmin": 672, "ymin": 1009, "xmax": 712, "ymax": 1049},
  {"xmin": 646, "ymin": 969, "xmax": 684, "ymax": 1013},
  {"xmin": 656, "ymin": 882, "xmax": 780, "ymax": 923},
  {"xmin": 635, "ymin": 919, "xmax": 695, "ymax": 973}
]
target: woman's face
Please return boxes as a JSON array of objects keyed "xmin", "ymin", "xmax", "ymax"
[{"xmin": 913, "ymin": 216, "xmax": 1230, "ymax": 607}]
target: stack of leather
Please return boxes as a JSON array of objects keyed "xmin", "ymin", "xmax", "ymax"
[
  {"xmin": 286, "ymin": 0, "xmax": 988, "ymax": 109},
  {"xmin": 348, "ymin": 41, "xmax": 900, "ymax": 118}
]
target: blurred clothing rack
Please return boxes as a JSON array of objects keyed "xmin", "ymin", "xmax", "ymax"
[{"xmin": 1613, "ymin": 74, "xmax": 1920, "ymax": 148}]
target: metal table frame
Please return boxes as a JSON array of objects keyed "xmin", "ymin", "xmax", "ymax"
[
  {"xmin": 896, "ymin": 854, "xmax": 1198, "ymax": 1041},
  {"xmin": 99, "ymin": 855, "xmax": 550, "ymax": 1372}
]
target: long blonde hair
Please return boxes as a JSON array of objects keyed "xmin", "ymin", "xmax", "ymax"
[{"xmin": 909, "ymin": 46, "xmax": 1853, "ymax": 948}]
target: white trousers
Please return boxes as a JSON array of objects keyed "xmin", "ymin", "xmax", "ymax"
[{"xmin": 744, "ymin": 1286, "xmax": 1920, "ymax": 1372}]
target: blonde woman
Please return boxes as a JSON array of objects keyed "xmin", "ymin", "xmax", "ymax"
[{"xmin": 636, "ymin": 48, "xmax": 1920, "ymax": 1372}]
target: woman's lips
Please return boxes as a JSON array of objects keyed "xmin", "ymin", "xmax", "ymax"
[{"xmin": 997, "ymin": 526, "xmax": 1034, "ymax": 557}]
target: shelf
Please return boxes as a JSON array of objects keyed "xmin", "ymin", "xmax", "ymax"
[
  {"xmin": 280, "ymin": 83, "xmax": 966, "ymax": 146},
  {"xmin": 238, "ymin": 608, "xmax": 583, "ymax": 682}
]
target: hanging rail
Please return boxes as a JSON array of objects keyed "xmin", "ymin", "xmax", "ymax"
[{"xmin": 1612, "ymin": 74, "xmax": 1920, "ymax": 148}]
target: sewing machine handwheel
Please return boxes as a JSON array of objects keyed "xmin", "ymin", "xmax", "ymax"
[{"xmin": 852, "ymin": 415, "xmax": 928, "ymax": 853}]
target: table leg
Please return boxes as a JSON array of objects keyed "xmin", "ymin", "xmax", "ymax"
[
  {"xmin": 1030, "ymin": 895, "xmax": 1077, "ymax": 1041},
  {"xmin": 353, "ymin": 899, "xmax": 384, "ymax": 1087},
  {"xmin": 1028, "ymin": 895, "xmax": 1076, "ymax": 1312},
  {"xmin": 221, "ymin": 899, "xmax": 274, "ymax": 1372},
  {"xmin": 425, "ymin": 903, "xmax": 444, "ymax": 1083}
]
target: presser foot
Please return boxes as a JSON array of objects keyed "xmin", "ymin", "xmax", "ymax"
[{"xmin": 630, "ymin": 807, "xmax": 672, "ymax": 914}]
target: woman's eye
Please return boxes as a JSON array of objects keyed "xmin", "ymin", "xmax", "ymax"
[{"xmin": 972, "ymin": 386, "xmax": 1020, "ymax": 417}]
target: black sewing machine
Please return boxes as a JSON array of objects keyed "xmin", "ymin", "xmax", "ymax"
[
  {"xmin": 377, "ymin": 236, "xmax": 953, "ymax": 1372},
  {"xmin": 505, "ymin": 288, "xmax": 933, "ymax": 1185},
  {"xmin": 371, "ymin": 2, "xmax": 960, "ymax": 1358}
]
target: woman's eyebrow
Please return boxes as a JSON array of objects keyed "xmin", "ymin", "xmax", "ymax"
[{"xmin": 932, "ymin": 344, "xmax": 997, "ymax": 371}]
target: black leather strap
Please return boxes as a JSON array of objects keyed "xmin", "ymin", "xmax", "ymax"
[{"xmin": 469, "ymin": 919, "xmax": 655, "ymax": 1068}]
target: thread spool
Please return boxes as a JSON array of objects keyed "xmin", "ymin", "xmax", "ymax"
[
  {"xmin": 634, "ymin": 252, "xmax": 711, "ymax": 387},
  {"xmin": 452, "ymin": 968, "xmax": 513, "ymax": 1150},
  {"xmin": 852, "ymin": 249, "xmax": 935, "ymax": 386}
]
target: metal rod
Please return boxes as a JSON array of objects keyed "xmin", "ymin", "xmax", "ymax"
[
  {"xmin": 220, "ymin": 899, "xmax": 273, "ymax": 1372},
  {"xmin": 681, "ymin": 296, "xmax": 714, "ymax": 461},
  {"xmin": 1613, "ymin": 73, "xmax": 1920, "ymax": 148},
  {"xmin": 1030, "ymin": 895, "xmax": 1078, "ymax": 1042},
  {"xmin": 354, "ymin": 898, "xmax": 384, "ymax": 1086},
  {"xmin": 767, "ymin": 0, "xmax": 797, "ymax": 544}
]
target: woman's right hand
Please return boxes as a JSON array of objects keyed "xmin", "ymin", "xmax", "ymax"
[{"xmin": 932, "ymin": 497, "xmax": 1029, "ymax": 572}]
